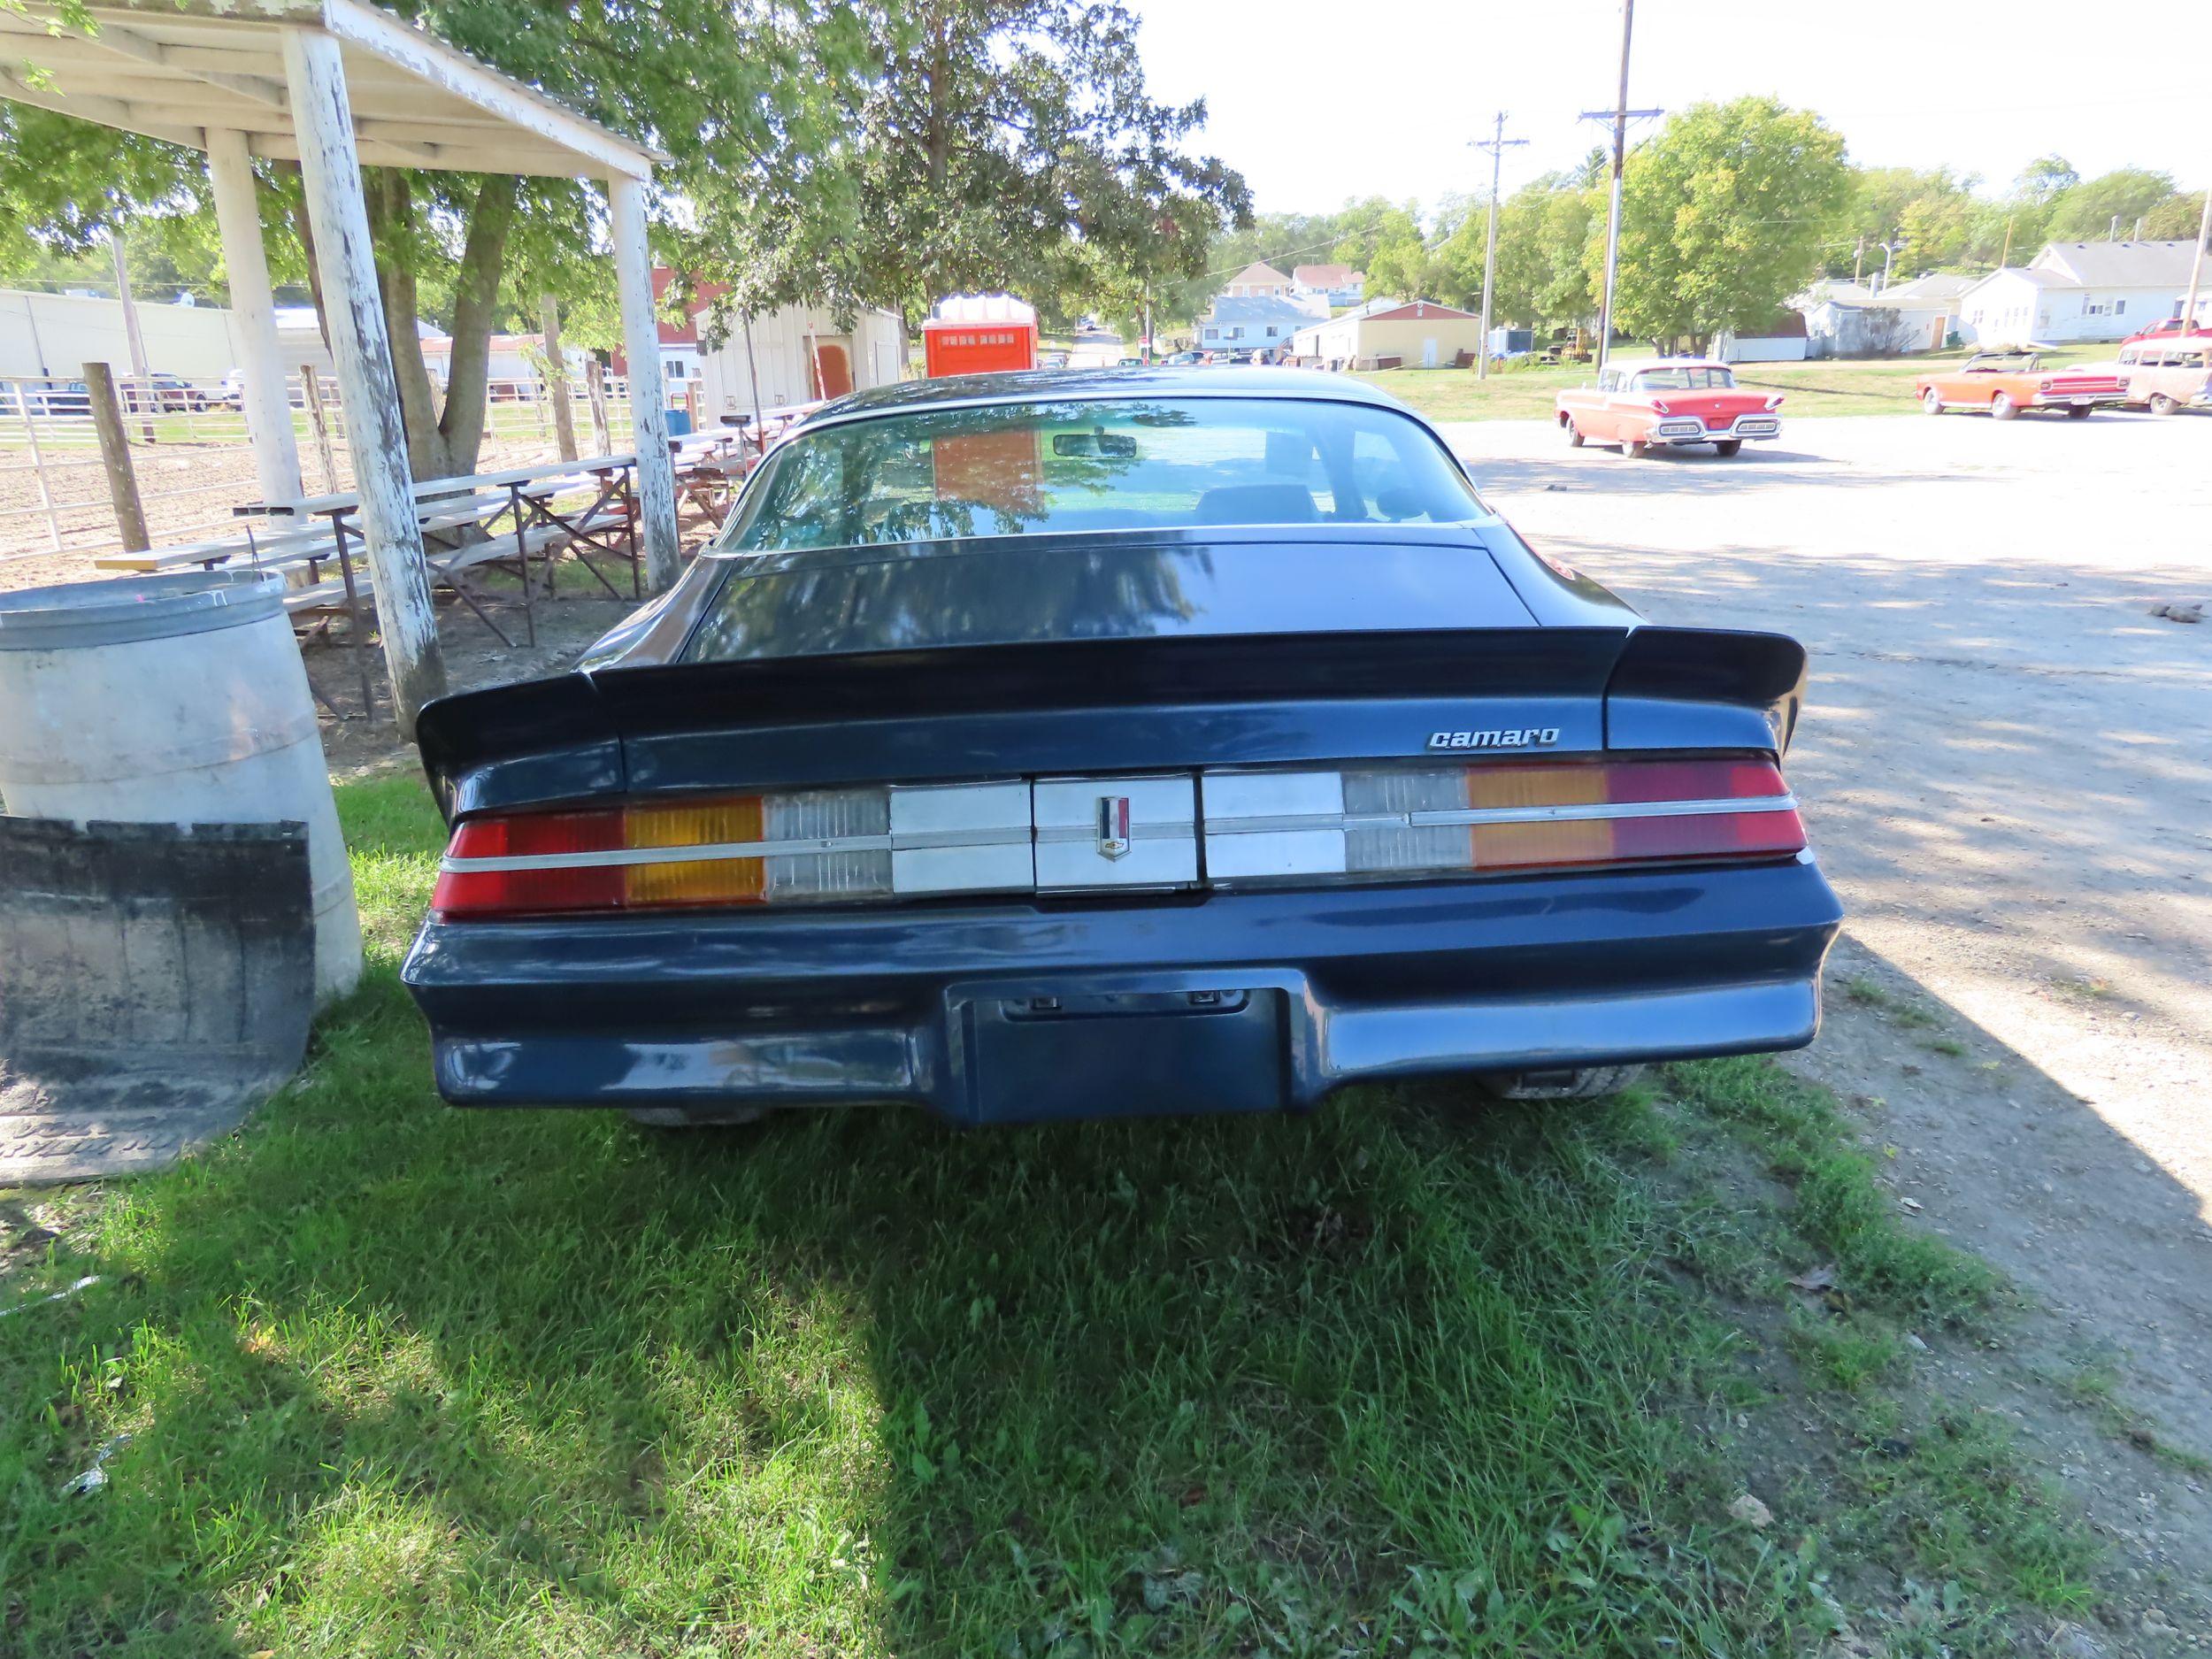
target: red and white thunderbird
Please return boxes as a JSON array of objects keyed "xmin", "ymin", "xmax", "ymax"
[{"xmin": 1555, "ymin": 358, "xmax": 1784, "ymax": 458}]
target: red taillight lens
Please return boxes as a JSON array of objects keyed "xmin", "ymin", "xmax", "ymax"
[
  {"xmin": 1650, "ymin": 399, "xmax": 1672, "ymax": 415},
  {"xmin": 432, "ymin": 789, "xmax": 889, "ymax": 919}
]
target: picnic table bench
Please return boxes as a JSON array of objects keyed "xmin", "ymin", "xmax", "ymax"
[{"xmin": 96, "ymin": 454, "xmax": 647, "ymax": 719}]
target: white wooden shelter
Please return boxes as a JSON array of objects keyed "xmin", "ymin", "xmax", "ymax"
[{"xmin": 0, "ymin": 0, "xmax": 678, "ymax": 734}]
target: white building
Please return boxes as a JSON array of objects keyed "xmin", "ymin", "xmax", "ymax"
[
  {"xmin": 1221, "ymin": 261, "xmax": 1296, "ymax": 299},
  {"xmin": 1959, "ymin": 241, "xmax": 2205, "ymax": 345},
  {"xmin": 0, "ymin": 288, "xmax": 283, "ymax": 381},
  {"xmin": 1197, "ymin": 294, "xmax": 1321, "ymax": 355},
  {"xmin": 1291, "ymin": 263, "xmax": 1365, "ymax": 307},
  {"xmin": 692, "ymin": 303, "xmax": 905, "ymax": 419},
  {"xmin": 1793, "ymin": 273, "xmax": 1974, "ymax": 357}
]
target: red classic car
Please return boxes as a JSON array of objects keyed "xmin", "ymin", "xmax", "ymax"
[
  {"xmin": 1911, "ymin": 350, "xmax": 2126, "ymax": 419},
  {"xmin": 1555, "ymin": 359, "xmax": 1783, "ymax": 457}
]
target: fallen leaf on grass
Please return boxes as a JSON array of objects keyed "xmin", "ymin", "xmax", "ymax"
[{"xmin": 1786, "ymin": 1265, "xmax": 1838, "ymax": 1293}]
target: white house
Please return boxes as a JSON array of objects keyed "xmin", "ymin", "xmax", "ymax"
[
  {"xmin": 1289, "ymin": 298, "xmax": 1485, "ymax": 370},
  {"xmin": 1959, "ymin": 241, "xmax": 2204, "ymax": 345},
  {"xmin": 1792, "ymin": 273, "xmax": 1974, "ymax": 357},
  {"xmin": 1221, "ymin": 261, "xmax": 1296, "ymax": 299},
  {"xmin": 1291, "ymin": 263, "xmax": 1365, "ymax": 307},
  {"xmin": 1197, "ymin": 294, "xmax": 1321, "ymax": 355},
  {"xmin": 692, "ymin": 303, "xmax": 905, "ymax": 419}
]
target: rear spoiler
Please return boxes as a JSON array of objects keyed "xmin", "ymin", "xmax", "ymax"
[
  {"xmin": 414, "ymin": 625, "xmax": 1809, "ymax": 820},
  {"xmin": 1604, "ymin": 626, "xmax": 1807, "ymax": 756}
]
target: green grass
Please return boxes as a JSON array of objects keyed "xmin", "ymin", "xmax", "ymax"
[
  {"xmin": 0, "ymin": 778, "xmax": 2100, "ymax": 1655},
  {"xmin": 1356, "ymin": 343, "xmax": 2116, "ymax": 423}
]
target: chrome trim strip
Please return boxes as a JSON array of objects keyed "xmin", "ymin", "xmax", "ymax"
[
  {"xmin": 1033, "ymin": 820, "xmax": 1195, "ymax": 846},
  {"xmin": 1203, "ymin": 794, "xmax": 1797, "ymax": 837}
]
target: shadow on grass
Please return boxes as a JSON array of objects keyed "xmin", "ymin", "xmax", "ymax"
[{"xmin": 0, "ymin": 780, "xmax": 2101, "ymax": 1657}]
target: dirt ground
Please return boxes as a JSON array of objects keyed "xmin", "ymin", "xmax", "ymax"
[{"xmin": 1445, "ymin": 411, "xmax": 2212, "ymax": 1650}]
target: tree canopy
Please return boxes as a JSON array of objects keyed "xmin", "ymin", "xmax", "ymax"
[{"xmin": 1598, "ymin": 97, "xmax": 1852, "ymax": 353}]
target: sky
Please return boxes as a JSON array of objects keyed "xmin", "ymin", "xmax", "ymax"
[{"xmin": 1125, "ymin": 0, "xmax": 2206, "ymax": 220}]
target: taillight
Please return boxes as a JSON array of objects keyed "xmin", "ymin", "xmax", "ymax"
[
  {"xmin": 1202, "ymin": 758, "xmax": 1803, "ymax": 884},
  {"xmin": 1650, "ymin": 399, "xmax": 1673, "ymax": 415},
  {"xmin": 433, "ymin": 787, "xmax": 897, "ymax": 918},
  {"xmin": 1763, "ymin": 394, "xmax": 1784, "ymax": 411},
  {"xmin": 2039, "ymin": 379, "xmax": 2054, "ymax": 393}
]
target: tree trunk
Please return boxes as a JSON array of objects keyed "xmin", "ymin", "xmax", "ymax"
[
  {"xmin": 365, "ymin": 170, "xmax": 450, "ymax": 478},
  {"xmin": 280, "ymin": 161, "xmax": 333, "ymax": 353},
  {"xmin": 435, "ymin": 173, "xmax": 518, "ymax": 476}
]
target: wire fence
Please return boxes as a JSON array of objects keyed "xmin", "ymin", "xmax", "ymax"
[{"xmin": 0, "ymin": 370, "xmax": 637, "ymax": 581}]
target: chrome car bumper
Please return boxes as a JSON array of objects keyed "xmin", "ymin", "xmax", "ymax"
[
  {"xmin": 403, "ymin": 857, "xmax": 1843, "ymax": 1125},
  {"xmin": 1650, "ymin": 414, "xmax": 1781, "ymax": 445}
]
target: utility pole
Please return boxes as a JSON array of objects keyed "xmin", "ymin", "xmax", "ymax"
[
  {"xmin": 1580, "ymin": 0, "xmax": 1662, "ymax": 373},
  {"xmin": 1853, "ymin": 235, "xmax": 1866, "ymax": 285},
  {"xmin": 1879, "ymin": 236, "xmax": 1899, "ymax": 293},
  {"xmin": 109, "ymin": 229, "xmax": 153, "ymax": 441},
  {"xmin": 1470, "ymin": 111, "xmax": 1528, "ymax": 381},
  {"xmin": 2180, "ymin": 186, "xmax": 2210, "ymax": 337},
  {"xmin": 1999, "ymin": 216, "xmax": 2016, "ymax": 267}
]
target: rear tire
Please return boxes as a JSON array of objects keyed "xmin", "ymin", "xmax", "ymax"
[
  {"xmin": 1620, "ymin": 439, "xmax": 1647, "ymax": 459},
  {"xmin": 1921, "ymin": 388, "xmax": 1944, "ymax": 415},
  {"xmin": 2148, "ymin": 392, "xmax": 2178, "ymax": 417},
  {"xmin": 1480, "ymin": 1064, "xmax": 1647, "ymax": 1102},
  {"xmin": 1990, "ymin": 392, "xmax": 2018, "ymax": 420},
  {"xmin": 1565, "ymin": 419, "xmax": 1586, "ymax": 448},
  {"xmin": 1713, "ymin": 439, "xmax": 1742, "ymax": 457}
]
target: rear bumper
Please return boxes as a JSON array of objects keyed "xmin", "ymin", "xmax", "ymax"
[
  {"xmin": 402, "ymin": 856, "xmax": 1843, "ymax": 1125},
  {"xmin": 1649, "ymin": 414, "xmax": 1781, "ymax": 445}
]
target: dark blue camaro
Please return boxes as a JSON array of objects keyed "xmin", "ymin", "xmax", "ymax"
[{"xmin": 402, "ymin": 369, "xmax": 1840, "ymax": 1126}]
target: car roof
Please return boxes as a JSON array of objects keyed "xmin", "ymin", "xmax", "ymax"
[
  {"xmin": 809, "ymin": 365, "xmax": 1412, "ymax": 423},
  {"xmin": 1610, "ymin": 357, "xmax": 1732, "ymax": 373}
]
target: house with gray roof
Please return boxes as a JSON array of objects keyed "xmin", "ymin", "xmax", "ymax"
[
  {"xmin": 1196, "ymin": 292, "xmax": 1325, "ymax": 356},
  {"xmin": 1958, "ymin": 241, "xmax": 2204, "ymax": 345}
]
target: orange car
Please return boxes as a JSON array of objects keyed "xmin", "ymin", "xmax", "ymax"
[{"xmin": 1912, "ymin": 350, "xmax": 2126, "ymax": 420}]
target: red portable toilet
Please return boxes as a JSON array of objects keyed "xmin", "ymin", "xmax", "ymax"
[{"xmin": 923, "ymin": 294, "xmax": 1040, "ymax": 378}]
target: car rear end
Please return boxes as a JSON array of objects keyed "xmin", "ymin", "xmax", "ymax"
[
  {"xmin": 401, "ymin": 379, "xmax": 1841, "ymax": 1125},
  {"xmin": 1644, "ymin": 390, "xmax": 1783, "ymax": 447},
  {"xmin": 2032, "ymin": 368, "xmax": 2129, "ymax": 409}
]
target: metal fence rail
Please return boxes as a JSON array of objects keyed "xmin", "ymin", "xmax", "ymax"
[{"xmin": 0, "ymin": 371, "xmax": 636, "ymax": 572}]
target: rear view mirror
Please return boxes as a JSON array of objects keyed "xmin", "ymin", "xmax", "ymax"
[{"xmin": 1052, "ymin": 431, "xmax": 1137, "ymax": 458}]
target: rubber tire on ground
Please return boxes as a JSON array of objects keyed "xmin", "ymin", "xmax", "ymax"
[
  {"xmin": 1921, "ymin": 388, "xmax": 1944, "ymax": 415},
  {"xmin": 1990, "ymin": 392, "xmax": 2018, "ymax": 420},
  {"xmin": 1479, "ymin": 1064, "xmax": 1647, "ymax": 1102},
  {"xmin": 626, "ymin": 1105, "xmax": 770, "ymax": 1130},
  {"xmin": 1565, "ymin": 419, "xmax": 1586, "ymax": 447},
  {"xmin": 1620, "ymin": 440, "xmax": 1647, "ymax": 459},
  {"xmin": 2148, "ymin": 392, "xmax": 2178, "ymax": 417},
  {"xmin": 1713, "ymin": 439, "xmax": 1742, "ymax": 457}
]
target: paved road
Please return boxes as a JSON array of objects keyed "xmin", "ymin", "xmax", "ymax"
[{"xmin": 1445, "ymin": 411, "xmax": 2212, "ymax": 1440}]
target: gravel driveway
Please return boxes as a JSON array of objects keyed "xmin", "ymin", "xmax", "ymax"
[{"xmin": 1446, "ymin": 411, "xmax": 2212, "ymax": 1603}]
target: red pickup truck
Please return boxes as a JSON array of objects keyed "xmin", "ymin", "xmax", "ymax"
[{"xmin": 1555, "ymin": 359, "xmax": 1783, "ymax": 458}]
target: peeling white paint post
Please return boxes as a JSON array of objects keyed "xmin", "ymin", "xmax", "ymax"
[
  {"xmin": 610, "ymin": 174, "xmax": 680, "ymax": 593},
  {"xmin": 205, "ymin": 127, "xmax": 303, "ymax": 505},
  {"xmin": 279, "ymin": 26, "xmax": 446, "ymax": 735}
]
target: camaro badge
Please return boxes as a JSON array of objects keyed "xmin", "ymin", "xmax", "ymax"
[
  {"xmin": 1427, "ymin": 727, "xmax": 1562, "ymax": 751},
  {"xmin": 1095, "ymin": 795, "xmax": 1133, "ymax": 860}
]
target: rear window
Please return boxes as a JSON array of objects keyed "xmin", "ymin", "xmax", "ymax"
[
  {"xmin": 1630, "ymin": 367, "xmax": 1733, "ymax": 392},
  {"xmin": 710, "ymin": 396, "xmax": 1484, "ymax": 553}
]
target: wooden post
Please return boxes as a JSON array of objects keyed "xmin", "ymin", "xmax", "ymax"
[
  {"xmin": 83, "ymin": 362, "xmax": 149, "ymax": 552},
  {"xmin": 12, "ymin": 380, "xmax": 63, "ymax": 551},
  {"xmin": 108, "ymin": 233, "xmax": 157, "ymax": 442},
  {"xmin": 206, "ymin": 127, "xmax": 303, "ymax": 503},
  {"xmin": 280, "ymin": 26, "xmax": 445, "ymax": 735},
  {"xmin": 541, "ymin": 294, "xmax": 579, "ymax": 463},
  {"xmin": 609, "ymin": 173, "xmax": 680, "ymax": 591},
  {"xmin": 585, "ymin": 355, "xmax": 612, "ymax": 456},
  {"xmin": 300, "ymin": 365, "xmax": 341, "ymax": 493}
]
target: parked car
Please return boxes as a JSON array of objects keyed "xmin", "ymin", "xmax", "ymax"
[
  {"xmin": 2104, "ymin": 339, "xmax": 2212, "ymax": 416},
  {"xmin": 1555, "ymin": 358, "xmax": 1783, "ymax": 457},
  {"xmin": 129, "ymin": 373, "xmax": 216, "ymax": 412},
  {"xmin": 1911, "ymin": 350, "xmax": 2125, "ymax": 419},
  {"xmin": 402, "ymin": 368, "xmax": 1840, "ymax": 1128},
  {"xmin": 2120, "ymin": 317, "xmax": 2212, "ymax": 348},
  {"xmin": 1161, "ymin": 350, "xmax": 1202, "ymax": 366}
]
